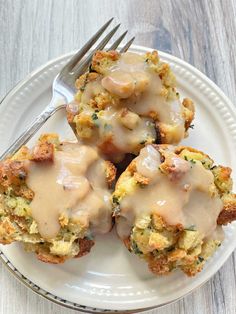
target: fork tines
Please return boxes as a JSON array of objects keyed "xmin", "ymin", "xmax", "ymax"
[{"xmin": 63, "ymin": 18, "xmax": 135, "ymax": 77}]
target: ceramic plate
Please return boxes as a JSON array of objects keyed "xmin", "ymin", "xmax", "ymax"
[{"xmin": 0, "ymin": 45, "xmax": 236, "ymax": 313}]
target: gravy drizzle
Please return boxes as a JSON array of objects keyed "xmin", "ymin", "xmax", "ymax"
[
  {"xmin": 100, "ymin": 52, "xmax": 185, "ymax": 144},
  {"xmin": 70, "ymin": 51, "xmax": 186, "ymax": 155},
  {"xmin": 117, "ymin": 145, "xmax": 223, "ymax": 239},
  {"xmin": 27, "ymin": 143, "xmax": 112, "ymax": 239}
]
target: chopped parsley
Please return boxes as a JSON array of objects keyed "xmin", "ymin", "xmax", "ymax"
[
  {"xmin": 112, "ymin": 196, "xmax": 120, "ymax": 205},
  {"xmin": 89, "ymin": 64, "xmax": 97, "ymax": 73},
  {"xmin": 132, "ymin": 241, "xmax": 142, "ymax": 255},
  {"xmin": 184, "ymin": 156, "xmax": 196, "ymax": 164},
  {"xmin": 91, "ymin": 113, "xmax": 98, "ymax": 120},
  {"xmin": 185, "ymin": 225, "xmax": 196, "ymax": 231}
]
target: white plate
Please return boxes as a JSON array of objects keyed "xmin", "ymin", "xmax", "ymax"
[{"xmin": 0, "ymin": 45, "xmax": 236, "ymax": 313}]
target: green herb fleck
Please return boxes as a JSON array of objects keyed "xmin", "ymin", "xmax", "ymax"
[
  {"xmin": 92, "ymin": 113, "xmax": 98, "ymax": 120},
  {"xmin": 112, "ymin": 196, "xmax": 120, "ymax": 205},
  {"xmin": 166, "ymin": 246, "xmax": 175, "ymax": 252},
  {"xmin": 89, "ymin": 64, "xmax": 97, "ymax": 73},
  {"xmin": 185, "ymin": 225, "xmax": 196, "ymax": 231},
  {"xmin": 80, "ymin": 73, "xmax": 89, "ymax": 91},
  {"xmin": 132, "ymin": 241, "xmax": 142, "ymax": 255},
  {"xmin": 198, "ymin": 256, "xmax": 204, "ymax": 263}
]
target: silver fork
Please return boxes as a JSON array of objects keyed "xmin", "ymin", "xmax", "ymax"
[{"xmin": 0, "ymin": 18, "xmax": 135, "ymax": 160}]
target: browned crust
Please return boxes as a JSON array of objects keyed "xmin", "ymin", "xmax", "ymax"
[
  {"xmin": 133, "ymin": 172, "xmax": 149, "ymax": 185},
  {"xmin": 157, "ymin": 63, "xmax": 170, "ymax": 81},
  {"xmin": 0, "ymin": 219, "xmax": 16, "ymax": 244},
  {"xmin": 36, "ymin": 238, "xmax": 95, "ymax": 264},
  {"xmin": 37, "ymin": 251, "xmax": 67, "ymax": 264},
  {"xmin": 30, "ymin": 142, "xmax": 54, "ymax": 162},
  {"xmin": 0, "ymin": 158, "xmax": 33, "ymax": 200},
  {"xmin": 16, "ymin": 185, "xmax": 34, "ymax": 200},
  {"xmin": 0, "ymin": 160, "xmax": 27, "ymax": 189},
  {"xmin": 105, "ymin": 161, "xmax": 117, "ymax": 188},
  {"xmin": 181, "ymin": 265, "xmax": 203, "ymax": 277},
  {"xmin": 217, "ymin": 208, "xmax": 236, "ymax": 225},
  {"xmin": 91, "ymin": 50, "xmax": 120, "ymax": 70},
  {"xmin": 217, "ymin": 194, "xmax": 236, "ymax": 225},
  {"xmin": 123, "ymin": 237, "xmax": 131, "ymax": 250},
  {"xmin": 173, "ymin": 145, "xmax": 212, "ymax": 161},
  {"xmin": 217, "ymin": 166, "xmax": 232, "ymax": 180},
  {"xmin": 75, "ymin": 72, "xmax": 100, "ymax": 90},
  {"xmin": 148, "ymin": 255, "xmax": 171, "ymax": 275},
  {"xmin": 76, "ymin": 238, "xmax": 95, "ymax": 258},
  {"xmin": 182, "ymin": 98, "xmax": 195, "ymax": 130}
]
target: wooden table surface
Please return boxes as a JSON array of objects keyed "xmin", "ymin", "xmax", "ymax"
[{"xmin": 0, "ymin": 0, "xmax": 236, "ymax": 313}]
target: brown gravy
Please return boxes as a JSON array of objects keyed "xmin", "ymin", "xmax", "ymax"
[
  {"xmin": 101, "ymin": 52, "xmax": 185, "ymax": 144},
  {"xmin": 72, "ymin": 51, "xmax": 186, "ymax": 154},
  {"xmin": 27, "ymin": 143, "xmax": 112, "ymax": 239},
  {"xmin": 117, "ymin": 145, "xmax": 223, "ymax": 239}
]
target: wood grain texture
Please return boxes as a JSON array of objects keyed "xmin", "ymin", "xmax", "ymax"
[{"xmin": 0, "ymin": 0, "xmax": 236, "ymax": 313}]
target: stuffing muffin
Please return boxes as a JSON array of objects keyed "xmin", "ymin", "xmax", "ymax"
[
  {"xmin": 0, "ymin": 134, "xmax": 116, "ymax": 264},
  {"xmin": 67, "ymin": 50, "xmax": 195, "ymax": 161},
  {"xmin": 113, "ymin": 144, "xmax": 236, "ymax": 276}
]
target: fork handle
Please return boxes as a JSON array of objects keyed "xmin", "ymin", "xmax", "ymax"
[{"xmin": 0, "ymin": 104, "xmax": 66, "ymax": 160}]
